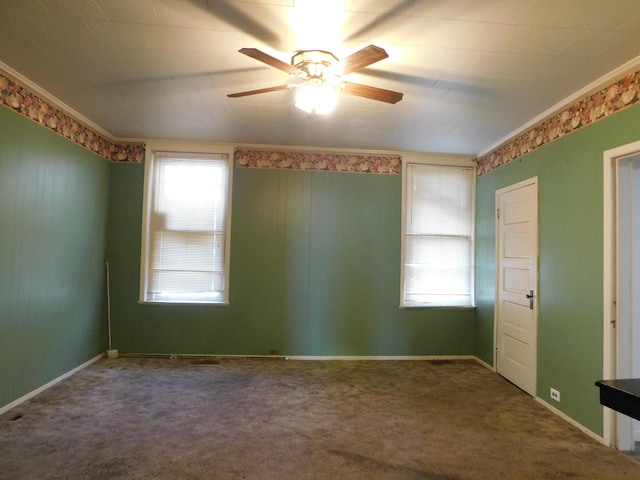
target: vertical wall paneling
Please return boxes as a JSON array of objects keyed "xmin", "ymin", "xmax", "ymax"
[
  {"xmin": 106, "ymin": 163, "xmax": 476, "ymax": 357},
  {"xmin": 0, "ymin": 107, "xmax": 110, "ymax": 409}
]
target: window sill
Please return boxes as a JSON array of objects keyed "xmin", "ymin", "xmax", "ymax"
[
  {"xmin": 399, "ymin": 304, "xmax": 476, "ymax": 310},
  {"xmin": 138, "ymin": 301, "xmax": 230, "ymax": 307}
]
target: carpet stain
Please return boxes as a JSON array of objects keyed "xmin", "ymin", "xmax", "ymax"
[
  {"xmin": 0, "ymin": 412, "xmax": 23, "ymax": 422},
  {"xmin": 190, "ymin": 358, "xmax": 221, "ymax": 365},
  {"xmin": 328, "ymin": 449, "xmax": 462, "ymax": 480}
]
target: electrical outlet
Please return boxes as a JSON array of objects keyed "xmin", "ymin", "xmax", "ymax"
[{"xmin": 550, "ymin": 388, "xmax": 560, "ymax": 402}]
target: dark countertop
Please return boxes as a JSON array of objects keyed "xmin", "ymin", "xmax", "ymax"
[
  {"xmin": 596, "ymin": 379, "xmax": 640, "ymax": 397},
  {"xmin": 596, "ymin": 378, "xmax": 640, "ymax": 421}
]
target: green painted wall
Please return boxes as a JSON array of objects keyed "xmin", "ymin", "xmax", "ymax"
[
  {"xmin": 0, "ymin": 107, "xmax": 110, "ymax": 409},
  {"xmin": 106, "ymin": 163, "xmax": 476, "ymax": 356},
  {"xmin": 475, "ymin": 104, "xmax": 640, "ymax": 435}
]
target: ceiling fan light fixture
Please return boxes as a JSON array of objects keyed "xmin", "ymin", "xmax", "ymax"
[
  {"xmin": 295, "ymin": 81, "xmax": 338, "ymax": 115},
  {"xmin": 229, "ymin": 45, "xmax": 403, "ymax": 109}
]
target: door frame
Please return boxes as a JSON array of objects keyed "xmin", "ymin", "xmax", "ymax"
[
  {"xmin": 602, "ymin": 140, "xmax": 640, "ymax": 448},
  {"xmin": 494, "ymin": 176, "xmax": 539, "ymax": 395}
]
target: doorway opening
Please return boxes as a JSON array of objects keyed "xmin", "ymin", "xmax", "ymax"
[{"xmin": 603, "ymin": 142, "xmax": 640, "ymax": 451}]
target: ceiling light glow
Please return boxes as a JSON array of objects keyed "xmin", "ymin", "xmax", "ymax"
[
  {"xmin": 289, "ymin": 0, "xmax": 346, "ymax": 51},
  {"xmin": 295, "ymin": 80, "xmax": 338, "ymax": 115}
]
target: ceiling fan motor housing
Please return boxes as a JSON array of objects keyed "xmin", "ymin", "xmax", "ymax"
[{"xmin": 292, "ymin": 50, "xmax": 338, "ymax": 79}]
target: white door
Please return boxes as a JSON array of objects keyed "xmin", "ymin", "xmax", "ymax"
[{"xmin": 495, "ymin": 178, "xmax": 538, "ymax": 396}]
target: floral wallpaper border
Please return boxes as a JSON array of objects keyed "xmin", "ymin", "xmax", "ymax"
[
  {"xmin": 0, "ymin": 70, "xmax": 144, "ymax": 163},
  {"xmin": 235, "ymin": 148, "xmax": 401, "ymax": 174},
  {"xmin": 476, "ymin": 68, "xmax": 640, "ymax": 176},
  {"xmin": 7, "ymin": 60, "xmax": 638, "ymax": 174}
]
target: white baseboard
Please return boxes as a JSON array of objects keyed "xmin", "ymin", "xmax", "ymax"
[
  {"xmin": 473, "ymin": 356, "xmax": 495, "ymax": 371},
  {"xmin": 0, "ymin": 353, "xmax": 103, "ymax": 416},
  {"xmin": 284, "ymin": 354, "xmax": 478, "ymax": 361},
  {"xmin": 535, "ymin": 396, "xmax": 605, "ymax": 445},
  {"xmin": 471, "ymin": 360, "xmax": 601, "ymax": 444},
  {"xmin": 120, "ymin": 353, "xmax": 479, "ymax": 361}
]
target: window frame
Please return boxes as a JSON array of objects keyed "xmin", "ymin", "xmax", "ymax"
[
  {"xmin": 400, "ymin": 154, "xmax": 476, "ymax": 309},
  {"xmin": 139, "ymin": 141, "xmax": 234, "ymax": 305}
]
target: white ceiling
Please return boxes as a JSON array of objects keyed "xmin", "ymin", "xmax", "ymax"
[{"xmin": 1, "ymin": 0, "xmax": 640, "ymax": 156}]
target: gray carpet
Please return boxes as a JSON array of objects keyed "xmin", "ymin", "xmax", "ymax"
[{"xmin": 1, "ymin": 357, "xmax": 639, "ymax": 479}]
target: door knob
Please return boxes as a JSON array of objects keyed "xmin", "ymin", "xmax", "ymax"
[{"xmin": 526, "ymin": 290, "xmax": 534, "ymax": 310}]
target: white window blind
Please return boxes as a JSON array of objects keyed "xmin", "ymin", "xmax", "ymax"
[
  {"xmin": 143, "ymin": 152, "xmax": 229, "ymax": 303},
  {"xmin": 402, "ymin": 163, "xmax": 474, "ymax": 307}
]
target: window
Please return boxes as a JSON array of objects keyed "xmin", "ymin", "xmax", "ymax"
[
  {"xmin": 140, "ymin": 150, "xmax": 231, "ymax": 304},
  {"xmin": 401, "ymin": 162, "xmax": 474, "ymax": 307}
]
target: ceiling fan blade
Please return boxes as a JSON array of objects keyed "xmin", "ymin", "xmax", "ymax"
[
  {"xmin": 227, "ymin": 85, "xmax": 291, "ymax": 98},
  {"xmin": 340, "ymin": 82, "xmax": 403, "ymax": 104},
  {"xmin": 238, "ymin": 48, "xmax": 301, "ymax": 75},
  {"xmin": 337, "ymin": 45, "xmax": 389, "ymax": 76}
]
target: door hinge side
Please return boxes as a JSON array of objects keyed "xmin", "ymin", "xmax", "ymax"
[{"xmin": 497, "ymin": 208, "xmax": 500, "ymax": 219}]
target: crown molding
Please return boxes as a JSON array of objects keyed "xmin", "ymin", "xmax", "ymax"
[
  {"xmin": 0, "ymin": 61, "xmax": 112, "ymax": 139},
  {"xmin": 476, "ymin": 55, "xmax": 640, "ymax": 175},
  {"xmin": 0, "ymin": 62, "xmax": 144, "ymax": 163}
]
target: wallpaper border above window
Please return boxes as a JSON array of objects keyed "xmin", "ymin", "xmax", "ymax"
[
  {"xmin": 0, "ymin": 70, "xmax": 145, "ymax": 163},
  {"xmin": 476, "ymin": 68, "xmax": 640, "ymax": 176},
  {"xmin": 235, "ymin": 147, "xmax": 401, "ymax": 174}
]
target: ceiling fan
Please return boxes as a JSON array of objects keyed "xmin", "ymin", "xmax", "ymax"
[{"xmin": 227, "ymin": 45, "xmax": 403, "ymax": 114}]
